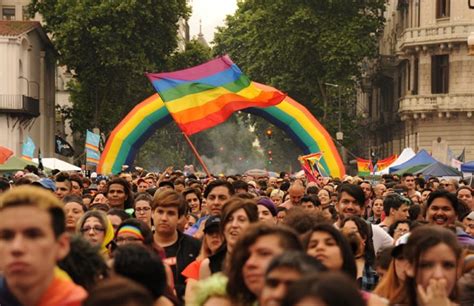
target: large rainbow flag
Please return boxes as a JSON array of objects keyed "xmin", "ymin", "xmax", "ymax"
[
  {"xmin": 146, "ymin": 55, "xmax": 286, "ymax": 135},
  {"xmin": 356, "ymin": 155, "xmax": 397, "ymax": 176}
]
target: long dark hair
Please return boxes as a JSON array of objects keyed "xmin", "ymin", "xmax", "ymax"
[
  {"xmin": 341, "ymin": 216, "xmax": 376, "ymax": 266},
  {"xmin": 305, "ymin": 223, "xmax": 357, "ymax": 279},
  {"xmin": 404, "ymin": 226, "xmax": 463, "ymax": 306}
]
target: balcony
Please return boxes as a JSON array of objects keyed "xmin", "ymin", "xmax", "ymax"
[
  {"xmin": 397, "ymin": 23, "xmax": 474, "ymax": 51},
  {"xmin": 399, "ymin": 93, "xmax": 474, "ymax": 115},
  {"xmin": 0, "ymin": 95, "xmax": 40, "ymax": 117}
]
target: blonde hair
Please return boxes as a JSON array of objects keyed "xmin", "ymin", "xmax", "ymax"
[{"xmin": 0, "ymin": 185, "xmax": 65, "ymax": 237}]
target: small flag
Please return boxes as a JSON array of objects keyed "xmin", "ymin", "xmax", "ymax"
[
  {"xmin": 299, "ymin": 153, "xmax": 323, "ymax": 183},
  {"xmin": 457, "ymin": 148, "xmax": 465, "ymax": 163},
  {"xmin": 86, "ymin": 130, "xmax": 101, "ymax": 166},
  {"xmin": 22, "ymin": 136, "xmax": 35, "ymax": 161},
  {"xmin": 0, "ymin": 146, "xmax": 13, "ymax": 164},
  {"xmin": 147, "ymin": 55, "xmax": 286, "ymax": 135},
  {"xmin": 55, "ymin": 135, "xmax": 75, "ymax": 157}
]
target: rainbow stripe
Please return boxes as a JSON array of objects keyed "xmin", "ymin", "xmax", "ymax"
[
  {"xmin": 356, "ymin": 155, "xmax": 397, "ymax": 176},
  {"xmin": 146, "ymin": 55, "xmax": 285, "ymax": 135},
  {"xmin": 117, "ymin": 225, "xmax": 144, "ymax": 241},
  {"xmin": 98, "ymin": 87, "xmax": 345, "ymax": 177}
]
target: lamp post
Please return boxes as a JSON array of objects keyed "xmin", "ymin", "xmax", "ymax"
[{"xmin": 18, "ymin": 76, "xmax": 39, "ymax": 98}]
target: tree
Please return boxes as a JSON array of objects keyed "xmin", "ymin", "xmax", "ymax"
[
  {"xmin": 29, "ymin": 0, "xmax": 189, "ymax": 145},
  {"xmin": 213, "ymin": 0, "xmax": 385, "ymax": 152}
]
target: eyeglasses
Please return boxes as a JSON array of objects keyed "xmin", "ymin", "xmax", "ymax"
[
  {"xmin": 116, "ymin": 237, "xmax": 143, "ymax": 244},
  {"xmin": 135, "ymin": 207, "xmax": 151, "ymax": 213},
  {"xmin": 80, "ymin": 226, "xmax": 105, "ymax": 233}
]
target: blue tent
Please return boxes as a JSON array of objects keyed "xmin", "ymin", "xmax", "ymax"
[
  {"xmin": 461, "ymin": 161, "xmax": 474, "ymax": 173},
  {"xmin": 389, "ymin": 149, "xmax": 438, "ymax": 173}
]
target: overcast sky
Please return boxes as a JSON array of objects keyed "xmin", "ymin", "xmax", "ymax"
[{"xmin": 188, "ymin": 0, "xmax": 238, "ymax": 44}]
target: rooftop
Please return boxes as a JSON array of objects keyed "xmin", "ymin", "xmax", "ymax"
[{"xmin": 0, "ymin": 21, "xmax": 40, "ymax": 36}]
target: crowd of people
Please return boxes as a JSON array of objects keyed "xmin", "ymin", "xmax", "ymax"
[{"xmin": 0, "ymin": 165, "xmax": 474, "ymax": 306}]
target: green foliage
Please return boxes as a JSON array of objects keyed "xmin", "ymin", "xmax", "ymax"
[
  {"xmin": 213, "ymin": 0, "xmax": 385, "ymax": 153},
  {"xmin": 30, "ymin": 0, "xmax": 189, "ymax": 138}
]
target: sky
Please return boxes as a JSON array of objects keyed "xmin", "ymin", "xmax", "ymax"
[{"xmin": 188, "ymin": 0, "xmax": 238, "ymax": 44}]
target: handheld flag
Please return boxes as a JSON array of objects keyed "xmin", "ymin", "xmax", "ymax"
[
  {"xmin": 55, "ymin": 135, "xmax": 75, "ymax": 157},
  {"xmin": 147, "ymin": 55, "xmax": 286, "ymax": 135},
  {"xmin": 299, "ymin": 153, "xmax": 324, "ymax": 183},
  {"xmin": 86, "ymin": 130, "xmax": 101, "ymax": 166},
  {"xmin": 22, "ymin": 136, "xmax": 35, "ymax": 161},
  {"xmin": 357, "ymin": 155, "xmax": 397, "ymax": 176}
]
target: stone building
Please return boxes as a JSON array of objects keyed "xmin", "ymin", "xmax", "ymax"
[
  {"xmin": 0, "ymin": 21, "xmax": 56, "ymax": 156},
  {"xmin": 359, "ymin": 0, "xmax": 474, "ymax": 163}
]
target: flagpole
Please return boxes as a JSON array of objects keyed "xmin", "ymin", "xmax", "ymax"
[{"xmin": 181, "ymin": 133, "xmax": 211, "ymax": 178}]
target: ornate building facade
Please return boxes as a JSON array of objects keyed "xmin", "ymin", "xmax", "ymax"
[{"xmin": 359, "ymin": 0, "xmax": 474, "ymax": 163}]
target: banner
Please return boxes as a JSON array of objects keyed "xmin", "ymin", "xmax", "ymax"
[
  {"xmin": 357, "ymin": 154, "xmax": 397, "ymax": 176},
  {"xmin": 86, "ymin": 130, "xmax": 101, "ymax": 166},
  {"xmin": 21, "ymin": 136, "xmax": 35, "ymax": 161}
]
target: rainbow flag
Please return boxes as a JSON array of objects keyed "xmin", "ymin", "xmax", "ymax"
[
  {"xmin": 356, "ymin": 155, "xmax": 397, "ymax": 176},
  {"xmin": 146, "ymin": 55, "xmax": 286, "ymax": 135},
  {"xmin": 299, "ymin": 152, "xmax": 324, "ymax": 182}
]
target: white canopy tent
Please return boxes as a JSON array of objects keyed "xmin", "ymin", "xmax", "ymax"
[
  {"xmin": 32, "ymin": 158, "xmax": 81, "ymax": 171},
  {"xmin": 375, "ymin": 147, "xmax": 416, "ymax": 175}
]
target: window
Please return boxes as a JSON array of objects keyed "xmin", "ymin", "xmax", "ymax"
[
  {"xmin": 436, "ymin": 0, "xmax": 450, "ymax": 18},
  {"xmin": 413, "ymin": 57, "xmax": 419, "ymax": 95},
  {"xmin": 2, "ymin": 7, "xmax": 15, "ymax": 20},
  {"xmin": 431, "ymin": 55, "xmax": 449, "ymax": 94},
  {"xmin": 22, "ymin": 6, "xmax": 30, "ymax": 20}
]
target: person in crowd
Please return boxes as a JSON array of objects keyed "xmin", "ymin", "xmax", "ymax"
[
  {"xmin": 259, "ymin": 251, "xmax": 327, "ymax": 306},
  {"xmin": 257, "ymin": 197, "xmax": 278, "ymax": 224},
  {"xmin": 63, "ymin": 194, "xmax": 88, "ymax": 234},
  {"xmin": 91, "ymin": 192, "xmax": 109, "ymax": 205},
  {"xmin": 374, "ymin": 236, "xmax": 410, "ymax": 304},
  {"xmin": 300, "ymin": 195, "xmax": 321, "ymax": 211},
  {"xmin": 152, "ymin": 189, "xmax": 200, "ymax": 300},
  {"xmin": 133, "ymin": 192, "xmax": 153, "ymax": 229},
  {"xmin": 83, "ymin": 276, "xmax": 155, "ymax": 306},
  {"xmin": 305, "ymin": 223, "xmax": 357, "ymax": 279},
  {"xmin": 186, "ymin": 213, "xmax": 199, "ymax": 231},
  {"xmin": 341, "ymin": 216, "xmax": 379, "ymax": 291},
  {"xmin": 335, "ymin": 184, "xmax": 393, "ymax": 253},
  {"xmin": 281, "ymin": 183, "xmax": 305, "ymax": 209},
  {"xmin": 200, "ymin": 198, "xmax": 259, "ymax": 279},
  {"xmin": 183, "ymin": 215, "xmax": 224, "ymax": 303},
  {"xmin": 360, "ymin": 181, "xmax": 374, "ymax": 218},
  {"xmin": 183, "ymin": 187, "xmax": 202, "ymax": 216},
  {"xmin": 374, "ymin": 247, "xmax": 393, "ymax": 279},
  {"xmin": 401, "ymin": 226, "xmax": 463, "ymax": 306},
  {"xmin": 388, "ymin": 220, "xmax": 412, "ymax": 241},
  {"xmin": 457, "ymin": 186, "xmax": 473, "ymax": 210},
  {"xmin": 276, "ymin": 207, "xmax": 287, "ymax": 224},
  {"xmin": 58, "ymin": 235, "xmax": 109, "ymax": 292},
  {"xmin": 281, "ymin": 272, "xmax": 366, "ymax": 306},
  {"xmin": 373, "ymin": 183, "xmax": 387, "ymax": 198},
  {"xmin": 378, "ymin": 193, "xmax": 411, "ymax": 231},
  {"xmin": 0, "ymin": 177, "xmax": 10, "ymax": 193},
  {"xmin": 317, "ymin": 188, "xmax": 332, "ymax": 209},
  {"xmin": 226, "ymin": 223, "xmax": 303, "ymax": 305},
  {"xmin": 107, "ymin": 208, "xmax": 130, "ymax": 233},
  {"xmin": 96, "ymin": 178, "xmax": 108, "ymax": 193},
  {"xmin": 401, "ymin": 173, "xmax": 419, "ymax": 198},
  {"xmin": 0, "ymin": 186, "xmax": 87, "ymax": 306},
  {"xmin": 69, "ymin": 174, "xmax": 84, "ymax": 196},
  {"xmin": 136, "ymin": 178, "xmax": 149, "ymax": 194},
  {"xmin": 55, "ymin": 171, "xmax": 73, "ymax": 200},
  {"xmin": 187, "ymin": 180, "xmax": 235, "ymax": 239},
  {"xmin": 113, "ymin": 244, "xmax": 177, "ymax": 306},
  {"xmin": 368, "ymin": 196, "xmax": 384, "ymax": 224},
  {"xmin": 106, "ymin": 178, "xmax": 133, "ymax": 210},
  {"xmin": 420, "ymin": 188, "xmax": 432, "ymax": 204},
  {"xmin": 442, "ymin": 178, "xmax": 459, "ymax": 194},
  {"xmin": 462, "ymin": 211, "xmax": 474, "ymax": 237},
  {"xmin": 82, "ymin": 194, "xmax": 94, "ymax": 207},
  {"xmin": 77, "ymin": 210, "xmax": 114, "ymax": 257},
  {"xmin": 270, "ymin": 189, "xmax": 285, "ymax": 206}
]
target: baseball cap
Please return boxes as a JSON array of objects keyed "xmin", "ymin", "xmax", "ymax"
[
  {"xmin": 204, "ymin": 215, "xmax": 221, "ymax": 233},
  {"xmin": 32, "ymin": 178, "xmax": 56, "ymax": 192}
]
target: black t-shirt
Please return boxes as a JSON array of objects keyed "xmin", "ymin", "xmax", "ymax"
[{"xmin": 164, "ymin": 240, "xmax": 179, "ymax": 277}]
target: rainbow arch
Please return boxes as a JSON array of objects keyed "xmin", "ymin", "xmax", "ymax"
[{"xmin": 98, "ymin": 91, "xmax": 345, "ymax": 178}]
